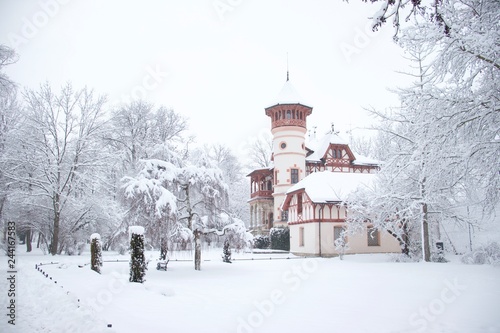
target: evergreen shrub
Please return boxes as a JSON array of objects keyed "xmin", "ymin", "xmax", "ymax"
[{"xmin": 270, "ymin": 227, "xmax": 290, "ymax": 251}]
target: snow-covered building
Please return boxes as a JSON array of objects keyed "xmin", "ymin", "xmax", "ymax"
[{"xmin": 247, "ymin": 78, "xmax": 400, "ymax": 256}]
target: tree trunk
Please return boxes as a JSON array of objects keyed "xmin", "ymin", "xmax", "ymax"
[
  {"xmin": 422, "ymin": 202, "xmax": 431, "ymax": 262},
  {"xmin": 51, "ymin": 192, "xmax": 61, "ymax": 255},
  {"xmin": 26, "ymin": 228, "xmax": 32, "ymax": 252},
  {"xmin": 194, "ymin": 230, "xmax": 201, "ymax": 271},
  {"xmin": 160, "ymin": 237, "xmax": 167, "ymax": 260},
  {"xmin": 51, "ymin": 211, "xmax": 60, "ymax": 255}
]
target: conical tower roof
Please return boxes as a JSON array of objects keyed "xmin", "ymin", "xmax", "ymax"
[{"xmin": 266, "ymin": 80, "xmax": 312, "ymax": 108}]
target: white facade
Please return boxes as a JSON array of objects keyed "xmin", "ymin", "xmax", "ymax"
[
  {"xmin": 289, "ymin": 222, "xmax": 401, "ymax": 257},
  {"xmin": 271, "ymin": 125, "xmax": 307, "ymax": 226}
]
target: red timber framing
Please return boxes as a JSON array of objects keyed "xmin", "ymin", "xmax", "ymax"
[
  {"xmin": 305, "ymin": 143, "xmax": 378, "ymax": 175},
  {"xmin": 282, "ymin": 189, "xmax": 346, "ymax": 226}
]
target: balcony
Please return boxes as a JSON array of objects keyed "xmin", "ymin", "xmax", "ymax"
[{"xmin": 250, "ymin": 190, "xmax": 273, "ymax": 199}]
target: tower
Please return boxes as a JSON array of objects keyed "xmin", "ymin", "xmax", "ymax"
[{"xmin": 265, "ymin": 78, "xmax": 312, "ymax": 227}]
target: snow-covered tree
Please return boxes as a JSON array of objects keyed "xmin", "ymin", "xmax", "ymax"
[
  {"xmin": 0, "ymin": 44, "xmax": 17, "ymax": 89},
  {"xmin": 2, "ymin": 82, "xmax": 108, "ymax": 255},
  {"xmin": 123, "ymin": 159, "xmax": 178, "ymax": 260},
  {"xmin": 200, "ymin": 144, "xmax": 249, "ymax": 225},
  {"xmin": 348, "ymin": 0, "xmax": 500, "ymax": 261},
  {"xmin": 123, "ymin": 152, "xmax": 253, "ymax": 270},
  {"xmin": 0, "ymin": 45, "xmax": 19, "ymax": 252},
  {"xmin": 105, "ymin": 101, "xmax": 188, "ymax": 252},
  {"xmin": 176, "ymin": 152, "xmax": 229, "ymax": 270},
  {"xmin": 129, "ymin": 226, "xmax": 147, "ymax": 283},
  {"xmin": 106, "ymin": 101, "xmax": 188, "ymax": 175}
]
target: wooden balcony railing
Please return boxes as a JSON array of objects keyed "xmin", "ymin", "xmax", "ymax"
[{"xmin": 250, "ymin": 190, "xmax": 273, "ymax": 199}]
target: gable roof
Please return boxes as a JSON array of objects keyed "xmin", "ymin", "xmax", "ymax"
[
  {"xmin": 285, "ymin": 171, "xmax": 375, "ymax": 204},
  {"xmin": 306, "ymin": 131, "xmax": 351, "ymax": 162},
  {"xmin": 305, "ymin": 131, "xmax": 381, "ymax": 166}
]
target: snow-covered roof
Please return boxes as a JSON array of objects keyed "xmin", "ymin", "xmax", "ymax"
[
  {"xmin": 286, "ymin": 171, "xmax": 375, "ymax": 203},
  {"xmin": 305, "ymin": 132, "xmax": 350, "ymax": 162},
  {"xmin": 352, "ymin": 153, "xmax": 380, "ymax": 166},
  {"xmin": 266, "ymin": 80, "xmax": 312, "ymax": 108},
  {"xmin": 305, "ymin": 132, "xmax": 381, "ymax": 166},
  {"xmin": 246, "ymin": 166, "xmax": 274, "ymax": 177}
]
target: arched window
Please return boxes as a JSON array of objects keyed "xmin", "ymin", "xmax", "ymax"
[
  {"xmin": 338, "ymin": 149, "xmax": 342, "ymax": 158},
  {"xmin": 287, "ymin": 110, "xmax": 291, "ymax": 119},
  {"xmin": 275, "ymin": 112, "xmax": 278, "ymax": 121},
  {"xmin": 300, "ymin": 112, "xmax": 303, "ymax": 120},
  {"xmin": 332, "ymin": 149, "xmax": 337, "ymax": 158}
]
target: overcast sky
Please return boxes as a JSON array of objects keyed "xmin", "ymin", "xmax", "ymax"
[{"xmin": 1, "ymin": 0, "xmax": 412, "ymax": 160}]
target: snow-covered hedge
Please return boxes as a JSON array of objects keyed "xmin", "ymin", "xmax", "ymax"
[
  {"xmin": 253, "ymin": 235, "xmax": 270, "ymax": 249},
  {"xmin": 270, "ymin": 227, "xmax": 290, "ymax": 251},
  {"xmin": 461, "ymin": 242, "xmax": 500, "ymax": 266}
]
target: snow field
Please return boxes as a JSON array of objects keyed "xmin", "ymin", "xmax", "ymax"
[{"xmin": 2, "ymin": 248, "xmax": 500, "ymax": 333}]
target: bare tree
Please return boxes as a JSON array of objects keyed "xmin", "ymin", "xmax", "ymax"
[
  {"xmin": 248, "ymin": 133, "xmax": 273, "ymax": 169},
  {"xmin": 3, "ymin": 83, "xmax": 107, "ymax": 255},
  {"xmin": 0, "ymin": 45, "xmax": 17, "ymax": 90},
  {"xmin": 0, "ymin": 45, "xmax": 19, "ymax": 252}
]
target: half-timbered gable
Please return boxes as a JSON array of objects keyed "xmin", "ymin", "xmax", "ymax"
[{"xmin": 305, "ymin": 131, "xmax": 379, "ymax": 175}]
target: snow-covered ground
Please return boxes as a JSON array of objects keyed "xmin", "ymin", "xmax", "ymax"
[{"xmin": 1, "ymin": 247, "xmax": 499, "ymax": 333}]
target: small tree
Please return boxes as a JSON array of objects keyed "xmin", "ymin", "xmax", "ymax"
[
  {"xmin": 129, "ymin": 226, "xmax": 147, "ymax": 283},
  {"xmin": 334, "ymin": 228, "xmax": 349, "ymax": 260},
  {"xmin": 90, "ymin": 233, "xmax": 103, "ymax": 274},
  {"xmin": 222, "ymin": 239, "xmax": 232, "ymax": 263}
]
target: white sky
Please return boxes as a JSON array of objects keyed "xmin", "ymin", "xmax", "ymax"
[{"xmin": 0, "ymin": 0, "xmax": 412, "ymax": 160}]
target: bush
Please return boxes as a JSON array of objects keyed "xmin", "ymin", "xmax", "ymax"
[
  {"xmin": 253, "ymin": 235, "xmax": 270, "ymax": 249},
  {"xmin": 117, "ymin": 243, "xmax": 127, "ymax": 255},
  {"xmin": 461, "ymin": 241, "xmax": 500, "ymax": 266},
  {"xmin": 270, "ymin": 227, "xmax": 290, "ymax": 251},
  {"xmin": 66, "ymin": 242, "xmax": 86, "ymax": 256}
]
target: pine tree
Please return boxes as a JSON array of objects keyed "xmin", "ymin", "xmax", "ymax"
[
  {"xmin": 90, "ymin": 233, "xmax": 103, "ymax": 274},
  {"xmin": 129, "ymin": 227, "xmax": 147, "ymax": 283}
]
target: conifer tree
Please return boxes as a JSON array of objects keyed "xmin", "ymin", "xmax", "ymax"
[
  {"xmin": 129, "ymin": 226, "xmax": 147, "ymax": 283},
  {"xmin": 222, "ymin": 239, "xmax": 232, "ymax": 263},
  {"xmin": 90, "ymin": 233, "xmax": 103, "ymax": 274}
]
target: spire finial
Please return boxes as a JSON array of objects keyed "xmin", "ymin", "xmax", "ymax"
[{"xmin": 286, "ymin": 52, "xmax": 289, "ymax": 81}]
